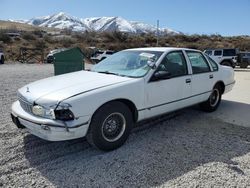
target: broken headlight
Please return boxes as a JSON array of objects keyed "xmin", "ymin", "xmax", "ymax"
[{"xmin": 54, "ymin": 103, "xmax": 75, "ymax": 121}]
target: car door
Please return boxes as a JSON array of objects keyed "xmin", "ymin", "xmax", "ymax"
[
  {"xmin": 212, "ymin": 50, "xmax": 223, "ymax": 63},
  {"xmin": 144, "ymin": 51, "xmax": 192, "ymax": 119},
  {"xmin": 185, "ymin": 51, "xmax": 214, "ymax": 104}
]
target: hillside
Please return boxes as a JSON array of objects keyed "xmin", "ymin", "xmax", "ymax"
[
  {"xmin": 0, "ymin": 20, "xmax": 58, "ymax": 32},
  {"xmin": 0, "ymin": 20, "xmax": 250, "ymax": 63}
]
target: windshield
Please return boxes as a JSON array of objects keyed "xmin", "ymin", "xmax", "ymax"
[{"xmin": 91, "ymin": 50, "xmax": 163, "ymax": 77}]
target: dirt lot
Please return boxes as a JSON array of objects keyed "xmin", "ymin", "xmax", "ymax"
[{"xmin": 0, "ymin": 64, "xmax": 250, "ymax": 188}]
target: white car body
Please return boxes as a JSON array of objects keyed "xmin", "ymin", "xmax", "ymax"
[{"xmin": 11, "ymin": 47, "xmax": 235, "ymax": 142}]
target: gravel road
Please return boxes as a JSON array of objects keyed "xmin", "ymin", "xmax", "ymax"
[{"xmin": 0, "ymin": 64, "xmax": 250, "ymax": 188}]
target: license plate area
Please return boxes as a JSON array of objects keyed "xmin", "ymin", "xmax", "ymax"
[{"xmin": 11, "ymin": 114, "xmax": 26, "ymax": 129}]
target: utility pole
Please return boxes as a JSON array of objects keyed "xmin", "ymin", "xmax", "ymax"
[{"xmin": 156, "ymin": 20, "xmax": 159, "ymax": 46}]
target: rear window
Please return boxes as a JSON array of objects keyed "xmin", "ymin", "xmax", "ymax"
[{"xmin": 223, "ymin": 49, "xmax": 236, "ymax": 56}]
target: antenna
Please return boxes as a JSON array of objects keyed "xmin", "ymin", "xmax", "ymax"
[{"xmin": 156, "ymin": 20, "xmax": 159, "ymax": 46}]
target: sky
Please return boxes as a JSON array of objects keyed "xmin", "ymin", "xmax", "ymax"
[{"xmin": 1, "ymin": 0, "xmax": 250, "ymax": 36}]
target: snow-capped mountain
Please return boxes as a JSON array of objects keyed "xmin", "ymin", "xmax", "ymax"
[
  {"xmin": 26, "ymin": 12, "xmax": 88, "ymax": 31},
  {"xmin": 18, "ymin": 12, "xmax": 179, "ymax": 34},
  {"xmin": 82, "ymin": 17, "xmax": 136, "ymax": 33}
]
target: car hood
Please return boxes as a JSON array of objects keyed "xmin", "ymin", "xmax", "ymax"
[{"xmin": 18, "ymin": 71, "xmax": 133, "ymax": 104}]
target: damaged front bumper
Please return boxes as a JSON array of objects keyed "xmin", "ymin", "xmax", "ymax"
[{"xmin": 11, "ymin": 101, "xmax": 90, "ymax": 141}]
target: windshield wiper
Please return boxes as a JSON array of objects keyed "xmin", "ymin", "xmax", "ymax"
[{"xmin": 97, "ymin": 71, "xmax": 120, "ymax": 76}]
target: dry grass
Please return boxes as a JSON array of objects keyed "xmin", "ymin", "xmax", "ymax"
[{"xmin": 0, "ymin": 20, "xmax": 57, "ymax": 32}]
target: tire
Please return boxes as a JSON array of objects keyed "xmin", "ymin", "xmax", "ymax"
[
  {"xmin": 200, "ymin": 85, "xmax": 222, "ymax": 112},
  {"xmin": 0, "ymin": 56, "xmax": 4, "ymax": 64},
  {"xmin": 240, "ymin": 62, "xmax": 248, "ymax": 68},
  {"xmin": 87, "ymin": 101, "xmax": 133, "ymax": 151},
  {"xmin": 220, "ymin": 61, "xmax": 232, "ymax": 67}
]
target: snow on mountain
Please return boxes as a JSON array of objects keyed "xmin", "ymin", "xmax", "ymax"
[
  {"xmin": 26, "ymin": 12, "xmax": 88, "ymax": 31},
  {"xmin": 18, "ymin": 12, "xmax": 179, "ymax": 34},
  {"xmin": 130, "ymin": 21, "xmax": 158, "ymax": 33},
  {"xmin": 82, "ymin": 17, "xmax": 136, "ymax": 33}
]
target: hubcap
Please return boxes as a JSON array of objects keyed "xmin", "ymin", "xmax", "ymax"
[
  {"xmin": 101, "ymin": 112, "xmax": 126, "ymax": 142},
  {"xmin": 210, "ymin": 88, "xmax": 220, "ymax": 107}
]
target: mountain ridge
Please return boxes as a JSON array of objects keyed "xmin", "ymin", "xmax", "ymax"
[{"xmin": 13, "ymin": 12, "xmax": 179, "ymax": 35}]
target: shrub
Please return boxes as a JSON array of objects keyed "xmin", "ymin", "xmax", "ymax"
[
  {"xmin": 59, "ymin": 37, "xmax": 75, "ymax": 48},
  {"xmin": 32, "ymin": 30, "xmax": 44, "ymax": 37},
  {"xmin": 34, "ymin": 39, "xmax": 46, "ymax": 49},
  {"xmin": 22, "ymin": 33, "xmax": 36, "ymax": 40},
  {"xmin": 0, "ymin": 32, "xmax": 11, "ymax": 43}
]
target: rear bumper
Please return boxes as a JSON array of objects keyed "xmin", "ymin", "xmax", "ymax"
[
  {"xmin": 11, "ymin": 101, "xmax": 90, "ymax": 141},
  {"xmin": 224, "ymin": 81, "xmax": 235, "ymax": 94}
]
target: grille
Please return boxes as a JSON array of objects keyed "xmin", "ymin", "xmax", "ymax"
[{"xmin": 17, "ymin": 93, "xmax": 33, "ymax": 114}]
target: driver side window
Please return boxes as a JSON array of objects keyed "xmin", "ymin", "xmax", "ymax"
[{"xmin": 158, "ymin": 51, "xmax": 188, "ymax": 77}]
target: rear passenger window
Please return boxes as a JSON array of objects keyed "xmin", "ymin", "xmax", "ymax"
[
  {"xmin": 214, "ymin": 50, "xmax": 222, "ymax": 56},
  {"xmin": 205, "ymin": 54, "xmax": 218, "ymax": 71},
  {"xmin": 186, "ymin": 51, "xmax": 211, "ymax": 74}
]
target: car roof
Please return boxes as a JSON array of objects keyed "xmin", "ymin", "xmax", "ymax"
[
  {"xmin": 205, "ymin": 48, "xmax": 237, "ymax": 51},
  {"xmin": 126, "ymin": 47, "xmax": 201, "ymax": 53}
]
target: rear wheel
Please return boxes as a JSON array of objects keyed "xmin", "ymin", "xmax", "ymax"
[
  {"xmin": 87, "ymin": 101, "xmax": 133, "ymax": 151},
  {"xmin": 200, "ymin": 85, "xmax": 222, "ymax": 112},
  {"xmin": 240, "ymin": 62, "xmax": 248, "ymax": 68}
]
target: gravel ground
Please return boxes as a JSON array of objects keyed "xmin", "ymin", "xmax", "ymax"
[{"xmin": 0, "ymin": 64, "xmax": 250, "ymax": 188}]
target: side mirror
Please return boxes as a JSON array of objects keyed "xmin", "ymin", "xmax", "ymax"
[{"xmin": 152, "ymin": 70, "xmax": 171, "ymax": 81}]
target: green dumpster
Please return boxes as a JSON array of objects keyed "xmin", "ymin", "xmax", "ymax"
[{"xmin": 52, "ymin": 47, "xmax": 85, "ymax": 75}]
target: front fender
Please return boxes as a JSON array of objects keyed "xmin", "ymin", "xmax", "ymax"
[{"xmin": 61, "ymin": 78, "xmax": 145, "ymax": 121}]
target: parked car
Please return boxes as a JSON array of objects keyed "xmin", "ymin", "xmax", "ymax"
[
  {"xmin": 204, "ymin": 48, "xmax": 238, "ymax": 68},
  {"xmin": 237, "ymin": 52, "xmax": 250, "ymax": 68},
  {"xmin": 11, "ymin": 47, "xmax": 235, "ymax": 151},
  {"xmin": 91, "ymin": 50, "xmax": 114, "ymax": 63},
  {"xmin": 0, "ymin": 49, "xmax": 4, "ymax": 64},
  {"xmin": 46, "ymin": 49, "xmax": 66, "ymax": 63},
  {"xmin": 46, "ymin": 54, "xmax": 54, "ymax": 64}
]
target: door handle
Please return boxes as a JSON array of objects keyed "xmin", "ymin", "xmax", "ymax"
[
  {"xmin": 186, "ymin": 78, "xmax": 191, "ymax": 83},
  {"xmin": 209, "ymin": 74, "xmax": 214, "ymax": 79}
]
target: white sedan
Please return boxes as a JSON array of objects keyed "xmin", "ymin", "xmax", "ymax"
[{"xmin": 11, "ymin": 47, "xmax": 235, "ymax": 151}]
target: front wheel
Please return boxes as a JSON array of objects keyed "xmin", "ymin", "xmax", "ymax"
[
  {"xmin": 200, "ymin": 85, "xmax": 222, "ymax": 112},
  {"xmin": 87, "ymin": 101, "xmax": 133, "ymax": 151}
]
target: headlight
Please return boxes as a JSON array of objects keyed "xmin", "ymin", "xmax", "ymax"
[
  {"xmin": 32, "ymin": 105, "xmax": 45, "ymax": 116},
  {"xmin": 32, "ymin": 105, "xmax": 55, "ymax": 119}
]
